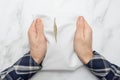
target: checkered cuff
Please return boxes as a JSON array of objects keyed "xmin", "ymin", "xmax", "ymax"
[
  {"xmin": 86, "ymin": 51, "xmax": 115, "ymax": 79},
  {"xmin": 0, "ymin": 52, "xmax": 42, "ymax": 80}
]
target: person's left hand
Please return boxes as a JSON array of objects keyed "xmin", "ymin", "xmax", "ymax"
[
  {"xmin": 74, "ymin": 16, "xmax": 93, "ymax": 64},
  {"xmin": 28, "ymin": 18, "xmax": 47, "ymax": 64}
]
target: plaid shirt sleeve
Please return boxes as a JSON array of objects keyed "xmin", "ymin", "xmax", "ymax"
[
  {"xmin": 86, "ymin": 51, "xmax": 120, "ymax": 80},
  {"xmin": 0, "ymin": 52, "xmax": 42, "ymax": 80}
]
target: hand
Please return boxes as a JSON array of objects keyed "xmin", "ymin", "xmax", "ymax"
[
  {"xmin": 28, "ymin": 18, "xmax": 47, "ymax": 64},
  {"xmin": 74, "ymin": 16, "xmax": 93, "ymax": 64}
]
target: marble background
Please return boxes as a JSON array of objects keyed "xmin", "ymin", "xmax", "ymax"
[{"xmin": 0, "ymin": 0, "xmax": 120, "ymax": 80}]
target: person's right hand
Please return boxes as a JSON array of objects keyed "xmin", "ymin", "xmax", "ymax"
[
  {"xmin": 74, "ymin": 16, "xmax": 93, "ymax": 64},
  {"xmin": 28, "ymin": 18, "xmax": 47, "ymax": 64}
]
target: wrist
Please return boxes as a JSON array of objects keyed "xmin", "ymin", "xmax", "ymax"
[
  {"xmin": 83, "ymin": 51, "xmax": 93, "ymax": 64},
  {"xmin": 78, "ymin": 50, "xmax": 93, "ymax": 64},
  {"xmin": 30, "ymin": 50, "xmax": 44, "ymax": 64},
  {"xmin": 32, "ymin": 56, "xmax": 42, "ymax": 64}
]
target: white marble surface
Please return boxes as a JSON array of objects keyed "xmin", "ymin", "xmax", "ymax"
[{"xmin": 0, "ymin": 0, "xmax": 120, "ymax": 80}]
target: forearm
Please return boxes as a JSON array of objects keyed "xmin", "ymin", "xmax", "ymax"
[
  {"xmin": 86, "ymin": 51, "xmax": 120, "ymax": 80},
  {"xmin": 0, "ymin": 52, "xmax": 42, "ymax": 80}
]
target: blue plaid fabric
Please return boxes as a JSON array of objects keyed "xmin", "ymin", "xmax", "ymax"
[
  {"xmin": 0, "ymin": 52, "xmax": 42, "ymax": 80},
  {"xmin": 1, "ymin": 51, "xmax": 120, "ymax": 80},
  {"xmin": 86, "ymin": 51, "xmax": 120, "ymax": 80}
]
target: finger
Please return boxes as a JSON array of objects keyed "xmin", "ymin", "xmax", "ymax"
[
  {"xmin": 84, "ymin": 19, "xmax": 92, "ymax": 41},
  {"xmin": 76, "ymin": 16, "xmax": 85, "ymax": 35},
  {"xmin": 29, "ymin": 20, "xmax": 36, "ymax": 31},
  {"xmin": 28, "ymin": 20, "xmax": 36, "ymax": 39}
]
